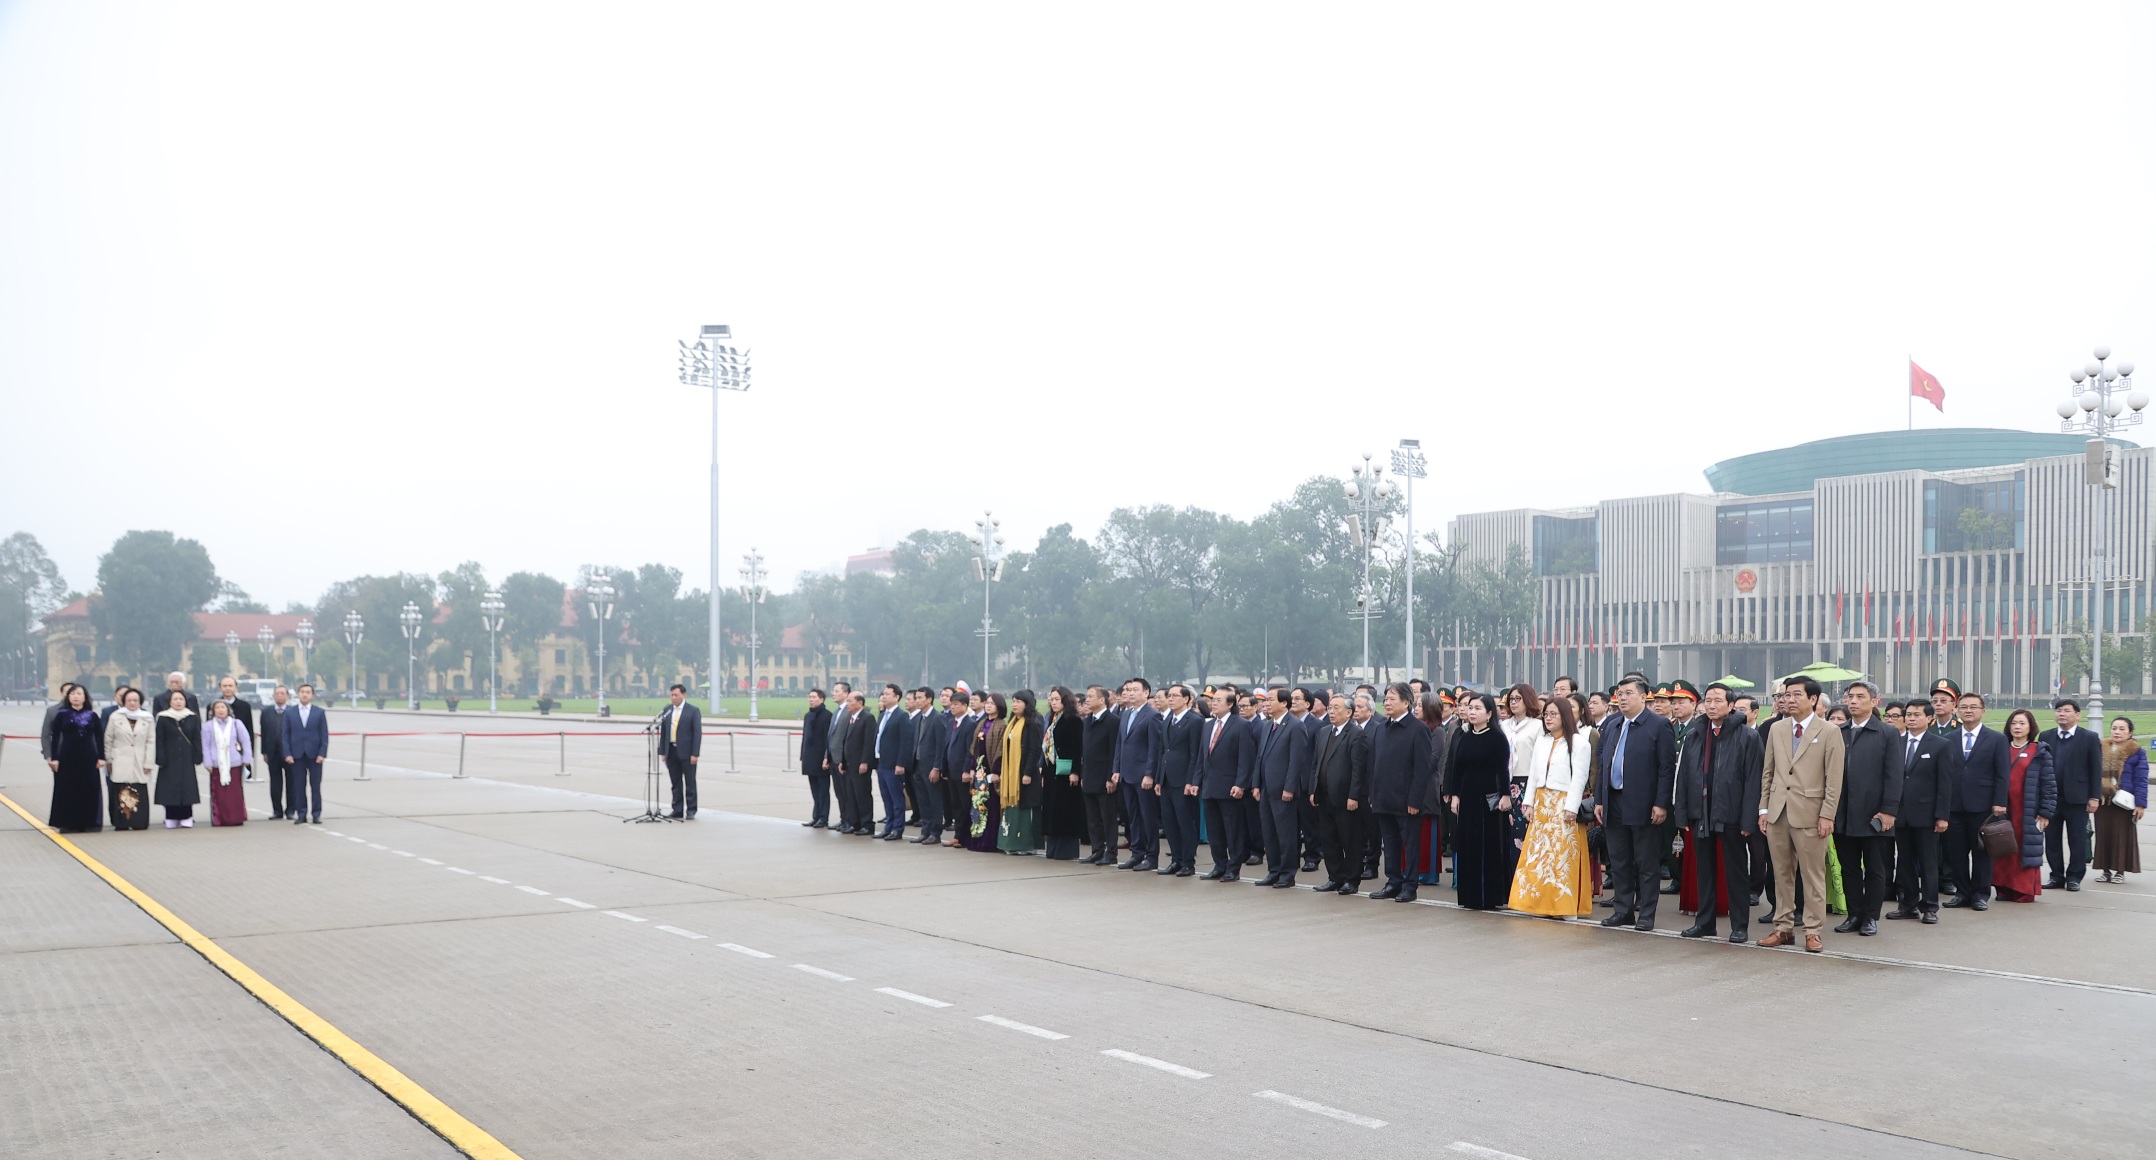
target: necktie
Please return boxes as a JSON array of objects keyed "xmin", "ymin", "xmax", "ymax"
[
  {"xmin": 1123, "ymin": 711, "xmax": 1134, "ymax": 738},
  {"xmin": 1209, "ymin": 720, "xmax": 1222, "ymax": 753},
  {"xmin": 1792, "ymin": 721, "xmax": 1804, "ymax": 761},
  {"xmin": 1963, "ymin": 731, "xmax": 1974, "ymax": 758},
  {"xmin": 1905, "ymin": 735, "xmax": 1917, "ymax": 768},
  {"xmin": 669, "ymin": 709, "xmax": 679, "ymax": 744},
  {"xmin": 1612, "ymin": 718, "xmax": 1630, "ymax": 790}
]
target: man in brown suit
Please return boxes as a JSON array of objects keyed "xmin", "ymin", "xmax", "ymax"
[{"xmin": 1757, "ymin": 675, "xmax": 1845, "ymax": 952}]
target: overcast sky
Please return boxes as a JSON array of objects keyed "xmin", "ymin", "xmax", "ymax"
[{"xmin": 4, "ymin": 2, "xmax": 2154, "ymax": 611}]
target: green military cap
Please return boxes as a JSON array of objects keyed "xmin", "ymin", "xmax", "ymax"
[
  {"xmin": 1436, "ymin": 688, "xmax": 1456, "ymax": 706},
  {"xmin": 1930, "ymin": 678, "xmax": 1962, "ymax": 699},
  {"xmin": 1650, "ymin": 683, "xmax": 1672, "ymax": 700},
  {"xmin": 1669, "ymin": 679, "xmax": 1699, "ymax": 702}
]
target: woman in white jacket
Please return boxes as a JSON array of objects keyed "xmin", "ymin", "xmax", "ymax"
[
  {"xmin": 1507, "ymin": 695, "xmax": 1595, "ymax": 917},
  {"xmin": 1500, "ymin": 684, "xmax": 1546, "ymax": 848}
]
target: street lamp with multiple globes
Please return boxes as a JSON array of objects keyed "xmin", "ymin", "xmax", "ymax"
[
  {"xmin": 1344, "ymin": 453, "xmax": 1395, "ymax": 686},
  {"xmin": 678, "ymin": 324, "xmax": 752, "ymax": 715},
  {"xmin": 2053, "ymin": 345, "xmax": 2143, "ymax": 724},
  {"xmin": 341, "ymin": 611, "xmax": 364, "ymax": 707},
  {"xmin": 971, "ymin": 512, "xmax": 1006, "ymax": 687},
  {"xmin": 480, "ymin": 590, "xmax": 505, "ymax": 714},
  {"xmin": 296, "ymin": 617, "xmax": 315, "ymax": 687},
  {"xmin": 257, "ymin": 624, "xmax": 276, "ymax": 682},
  {"xmin": 739, "ymin": 550, "xmax": 767, "ymax": 722},
  {"xmin": 1391, "ymin": 439, "xmax": 1427, "ymax": 683},
  {"xmin": 587, "ymin": 573, "xmax": 616, "ymax": 717},
  {"xmin": 399, "ymin": 601, "xmax": 424, "ymax": 710}
]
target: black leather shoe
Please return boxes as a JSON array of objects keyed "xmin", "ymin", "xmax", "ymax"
[
  {"xmin": 1199, "ymin": 869, "xmax": 1225, "ymax": 880},
  {"xmin": 1757, "ymin": 911, "xmax": 1778, "ymax": 925},
  {"xmin": 1395, "ymin": 888, "xmax": 1418, "ymax": 903},
  {"xmin": 1314, "ymin": 880, "xmax": 1344, "ymax": 892},
  {"xmin": 1371, "ymin": 883, "xmax": 1401, "ymax": 899},
  {"xmin": 1679, "ymin": 923, "xmax": 1716, "ymax": 938},
  {"xmin": 2065, "ymin": 880, "xmax": 2083, "ymax": 892},
  {"xmin": 1338, "ymin": 881, "xmax": 1360, "ymax": 895},
  {"xmin": 1219, "ymin": 873, "xmax": 1240, "ymax": 883},
  {"xmin": 1971, "ymin": 898, "xmax": 1989, "ymax": 911},
  {"xmin": 1174, "ymin": 866, "xmax": 1194, "ymax": 877},
  {"xmin": 1302, "ymin": 858, "xmax": 1321, "ymax": 873},
  {"xmin": 1117, "ymin": 858, "xmax": 1139, "ymax": 869},
  {"xmin": 801, "ymin": 820, "xmax": 818, "ymax": 827},
  {"xmin": 811, "ymin": 821, "xmax": 828, "ymax": 829},
  {"xmin": 1360, "ymin": 864, "xmax": 1380, "ymax": 880},
  {"xmin": 1243, "ymin": 853, "xmax": 1263, "ymax": 866},
  {"xmin": 1633, "ymin": 920, "xmax": 1654, "ymax": 932},
  {"xmin": 685, "ymin": 811, "xmax": 696, "ymax": 820},
  {"xmin": 1600, "ymin": 914, "xmax": 1633, "ymax": 927},
  {"xmin": 1272, "ymin": 879, "xmax": 1296, "ymax": 889},
  {"xmin": 2044, "ymin": 877, "xmax": 2067, "ymax": 890},
  {"xmin": 293, "ymin": 817, "xmax": 306, "ymax": 825},
  {"xmin": 1834, "ymin": 917, "xmax": 1861, "ymax": 934},
  {"xmin": 665, "ymin": 811, "xmax": 684, "ymax": 819},
  {"xmin": 1883, "ymin": 908, "xmax": 1917, "ymax": 920},
  {"xmin": 1858, "ymin": 920, "xmax": 1878, "ymax": 936},
  {"xmin": 1255, "ymin": 873, "xmax": 1279, "ymax": 886},
  {"xmin": 1133, "ymin": 860, "xmax": 1158, "ymax": 872},
  {"xmin": 1747, "ymin": 892, "xmax": 1762, "ymax": 907},
  {"xmin": 1727, "ymin": 929, "xmax": 1748, "ymax": 943},
  {"xmin": 1156, "ymin": 864, "xmax": 1178, "ymax": 875},
  {"xmin": 1921, "ymin": 910, "xmax": 1939, "ymax": 924},
  {"xmin": 1942, "ymin": 896, "xmax": 1972, "ymax": 908},
  {"xmin": 1660, "ymin": 882, "xmax": 1681, "ymax": 895}
]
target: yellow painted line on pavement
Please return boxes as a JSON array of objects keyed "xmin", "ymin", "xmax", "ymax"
[{"xmin": 0, "ymin": 791, "xmax": 519, "ymax": 1160}]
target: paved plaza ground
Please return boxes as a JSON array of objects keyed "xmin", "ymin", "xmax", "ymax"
[{"xmin": 3, "ymin": 705, "xmax": 2151, "ymax": 1159}]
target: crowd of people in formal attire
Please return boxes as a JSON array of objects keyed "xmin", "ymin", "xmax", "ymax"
[
  {"xmin": 40, "ymin": 675, "xmax": 331, "ymax": 832},
  {"xmin": 789, "ymin": 672, "xmax": 2149, "ymax": 952}
]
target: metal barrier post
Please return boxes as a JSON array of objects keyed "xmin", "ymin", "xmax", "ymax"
[
  {"xmin": 726, "ymin": 731, "xmax": 739, "ymax": 774},
  {"xmin": 557, "ymin": 731, "xmax": 568, "ymax": 775},
  {"xmin": 785, "ymin": 731, "xmax": 793, "ymax": 768},
  {"xmin": 357, "ymin": 733, "xmax": 370, "ymax": 780},
  {"xmin": 456, "ymin": 732, "xmax": 468, "ymax": 778}
]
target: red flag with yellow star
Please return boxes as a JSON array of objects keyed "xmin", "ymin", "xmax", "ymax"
[{"xmin": 1911, "ymin": 361, "xmax": 1946, "ymax": 411}]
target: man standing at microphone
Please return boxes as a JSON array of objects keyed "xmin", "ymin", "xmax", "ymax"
[{"xmin": 660, "ymin": 683, "xmax": 703, "ymax": 819}]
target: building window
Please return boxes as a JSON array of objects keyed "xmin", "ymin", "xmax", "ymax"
[
  {"xmin": 554, "ymin": 648, "xmax": 567, "ymax": 665},
  {"xmin": 1533, "ymin": 515, "xmax": 1598, "ymax": 575},
  {"xmin": 1715, "ymin": 500, "xmax": 1814, "ymax": 564},
  {"xmin": 1924, "ymin": 475, "xmax": 2025, "ymax": 553}
]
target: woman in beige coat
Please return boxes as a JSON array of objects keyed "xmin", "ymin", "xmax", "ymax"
[{"xmin": 102, "ymin": 687, "xmax": 155, "ymax": 831}]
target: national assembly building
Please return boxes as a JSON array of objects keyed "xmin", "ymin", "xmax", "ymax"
[{"xmin": 1442, "ymin": 428, "xmax": 2147, "ymax": 702}]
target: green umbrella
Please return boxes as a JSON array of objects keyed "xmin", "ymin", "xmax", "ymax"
[
  {"xmin": 1782, "ymin": 660, "xmax": 1866, "ymax": 683},
  {"xmin": 1710, "ymin": 674, "xmax": 1756, "ymax": 689}
]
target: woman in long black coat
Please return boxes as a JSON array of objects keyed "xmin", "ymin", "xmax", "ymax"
[
  {"xmin": 152, "ymin": 690, "xmax": 202, "ymax": 828},
  {"xmin": 44, "ymin": 684, "xmax": 103, "ymax": 832},
  {"xmin": 1040, "ymin": 686, "xmax": 1087, "ymax": 860},
  {"xmin": 1446, "ymin": 693, "xmax": 1517, "ymax": 910}
]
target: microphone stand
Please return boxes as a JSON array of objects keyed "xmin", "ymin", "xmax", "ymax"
[{"xmin": 625, "ymin": 714, "xmax": 679, "ymax": 823}]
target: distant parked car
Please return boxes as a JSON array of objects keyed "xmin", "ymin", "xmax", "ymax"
[{"xmin": 237, "ymin": 678, "xmax": 280, "ymax": 706}]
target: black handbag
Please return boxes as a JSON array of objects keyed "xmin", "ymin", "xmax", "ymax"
[
  {"xmin": 1484, "ymin": 792, "xmax": 1503, "ymax": 811},
  {"xmin": 1576, "ymin": 793, "xmax": 1596, "ymax": 826}
]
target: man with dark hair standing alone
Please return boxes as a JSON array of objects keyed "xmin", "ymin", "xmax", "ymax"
[
  {"xmin": 284, "ymin": 683, "xmax": 329, "ymax": 825},
  {"xmin": 659, "ymin": 683, "xmax": 702, "ymax": 819},
  {"xmin": 1594, "ymin": 677, "xmax": 1677, "ymax": 931},
  {"xmin": 1758, "ymin": 676, "xmax": 1844, "ymax": 951},
  {"xmin": 2039, "ymin": 697, "xmax": 2102, "ymax": 891}
]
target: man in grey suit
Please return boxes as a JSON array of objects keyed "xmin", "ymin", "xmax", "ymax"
[{"xmin": 824, "ymin": 682, "xmax": 861, "ymax": 833}]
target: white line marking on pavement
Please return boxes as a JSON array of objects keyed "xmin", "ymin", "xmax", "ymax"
[
  {"xmin": 875, "ymin": 987, "xmax": 952, "ymax": 1008},
  {"xmin": 1446, "ymin": 1143, "xmax": 1530, "ymax": 1160},
  {"xmin": 325, "ymin": 830, "xmax": 343, "ymax": 836},
  {"xmin": 345, "ymin": 836, "xmax": 367, "ymax": 843},
  {"xmin": 417, "ymin": 858, "xmax": 443, "ymax": 865},
  {"xmin": 1101, "ymin": 1049, "xmax": 1210, "ymax": 1078},
  {"xmin": 792, "ymin": 964, "xmax": 855, "ymax": 982},
  {"xmin": 391, "ymin": 850, "xmax": 415, "ymax": 857},
  {"xmin": 445, "ymin": 867, "xmax": 475, "ymax": 875},
  {"xmin": 1253, "ymin": 1090, "xmax": 1386, "ymax": 1128},
  {"xmin": 603, "ymin": 910, "xmax": 648, "ymax": 922},
  {"xmin": 478, "ymin": 876, "xmax": 511, "ymax": 884},
  {"xmin": 365, "ymin": 843, "xmax": 388, "ymax": 850},
  {"xmin": 655, "ymin": 925, "xmax": 707, "ymax": 940},
  {"xmin": 515, "ymin": 885, "xmax": 550, "ymax": 896},
  {"xmin": 718, "ymin": 943, "xmax": 772, "ymax": 958},
  {"xmin": 556, "ymin": 897, "xmax": 596, "ymax": 909},
  {"xmin": 976, "ymin": 1015, "xmax": 1068, "ymax": 1040}
]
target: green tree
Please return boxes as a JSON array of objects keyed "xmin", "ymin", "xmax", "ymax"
[
  {"xmin": 93, "ymin": 531, "xmax": 220, "ymax": 678},
  {"xmin": 1957, "ymin": 507, "xmax": 2012, "ymax": 551},
  {"xmin": 434, "ymin": 562, "xmax": 494, "ymax": 690},
  {"xmin": 0, "ymin": 531, "xmax": 67, "ymax": 690},
  {"xmin": 795, "ymin": 572, "xmax": 849, "ymax": 691},
  {"xmin": 499, "ymin": 571, "xmax": 567, "ymax": 662},
  {"xmin": 1011, "ymin": 524, "xmax": 1113, "ymax": 686}
]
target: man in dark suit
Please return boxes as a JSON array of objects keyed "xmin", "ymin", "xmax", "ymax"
[
  {"xmin": 836, "ymin": 692, "xmax": 876, "ymax": 834},
  {"xmin": 2039, "ymin": 697, "xmax": 2103, "ymax": 891},
  {"xmin": 1197, "ymin": 688, "xmax": 1258, "ymax": 881},
  {"xmin": 824, "ymin": 682, "xmax": 856, "ymax": 832},
  {"xmin": 1594, "ymin": 676, "xmax": 1677, "ymax": 930},
  {"xmin": 1254, "ymin": 688, "xmax": 1310, "ymax": 888},
  {"xmin": 1674, "ymin": 682, "xmax": 1762, "ymax": 943},
  {"xmin": 908, "ymin": 688, "xmax": 949, "ymax": 843},
  {"xmin": 1942, "ymin": 692, "xmax": 2010, "ymax": 909},
  {"xmin": 870, "ymin": 684, "xmax": 913, "ymax": 839},
  {"xmin": 1113, "ymin": 678, "xmax": 1164, "ymax": 871},
  {"xmin": 1832, "ymin": 681, "xmax": 1901, "ymax": 936},
  {"xmin": 1077, "ymin": 686, "xmax": 1121, "ymax": 863},
  {"xmin": 1308, "ymin": 692, "xmax": 1369, "ymax": 894},
  {"xmin": 937, "ymin": 688, "xmax": 981, "ymax": 845},
  {"xmin": 1154, "ymin": 685, "xmax": 1203, "ymax": 877},
  {"xmin": 658, "ymin": 683, "xmax": 702, "ymax": 818},
  {"xmin": 283, "ymin": 683, "xmax": 330, "ymax": 824},
  {"xmin": 1885, "ymin": 699, "xmax": 1954, "ymax": 923},
  {"xmin": 259, "ymin": 685, "xmax": 293, "ymax": 819},
  {"xmin": 800, "ymin": 688, "xmax": 833, "ymax": 828},
  {"xmin": 1291, "ymin": 688, "xmax": 1326, "ymax": 873},
  {"xmin": 1365, "ymin": 683, "xmax": 1437, "ymax": 903}
]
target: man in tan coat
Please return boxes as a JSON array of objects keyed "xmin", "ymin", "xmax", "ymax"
[{"xmin": 1758, "ymin": 675, "xmax": 1845, "ymax": 952}]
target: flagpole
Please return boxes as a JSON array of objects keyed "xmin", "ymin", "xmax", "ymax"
[{"xmin": 1907, "ymin": 356, "xmax": 1913, "ymax": 430}]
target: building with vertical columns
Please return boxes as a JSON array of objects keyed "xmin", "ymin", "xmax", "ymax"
[{"xmin": 1438, "ymin": 428, "xmax": 2146, "ymax": 700}]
